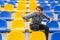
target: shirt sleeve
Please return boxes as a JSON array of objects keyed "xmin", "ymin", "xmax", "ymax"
[{"xmin": 43, "ymin": 14, "xmax": 50, "ymax": 20}]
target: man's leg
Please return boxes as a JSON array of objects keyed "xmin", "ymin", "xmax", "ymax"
[{"xmin": 39, "ymin": 24, "xmax": 49, "ymax": 40}]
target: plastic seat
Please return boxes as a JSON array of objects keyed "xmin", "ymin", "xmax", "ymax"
[
  {"xmin": 0, "ymin": 34, "xmax": 2, "ymax": 40},
  {"xmin": 40, "ymin": 3, "xmax": 48, "ymax": 7},
  {"xmin": 57, "ymin": 13, "xmax": 60, "ymax": 21},
  {"xmin": 57, "ymin": 0, "xmax": 60, "ymax": 3},
  {"xmin": 43, "ymin": 6, "xmax": 51, "ymax": 12},
  {"xmin": 48, "ymin": 0, "xmax": 55, "ymax": 3},
  {"xmin": 38, "ymin": 0, "xmax": 45, "ymax": 3},
  {"xmin": 8, "ymin": 1, "xmax": 16, "ymax": 7},
  {"xmin": 51, "ymin": 32, "xmax": 60, "ymax": 40},
  {"xmin": 29, "ymin": 0, "xmax": 37, "ymax": 13},
  {"xmin": 0, "ymin": 1, "xmax": 4, "ymax": 7},
  {"xmin": 46, "ymin": 20, "xmax": 60, "ymax": 32},
  {"xmin": 7, "ymin": 31, "xmax": 24, "ymax": 40},
  {"xmin": 0, "ymin": 19, "xmax": 10, "ymax": 32},
  {"xmin": 54, "ymin": 6, "xmax": 60, "ymax": 13},
  {"xmin": 0, "ymin": 11, "xmax": 12, "ymax": 21},
  {"xmin": 11, "ymin": 19, "xmax": 25, "ymax": 32},
  {"xmin": 30, "ymin": 31, "xmax": 46, "ymax": 40},
  {"xmin": 4, "ymin": 4, "xmax": 14, "ymax": 12}
]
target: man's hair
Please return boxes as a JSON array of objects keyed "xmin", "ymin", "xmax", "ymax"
[{"xmin": 36, "ymin": 6, "xmax": 43, "ymax": 11}]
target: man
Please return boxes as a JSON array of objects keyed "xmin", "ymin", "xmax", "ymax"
[{"xmin": 21, "ymin": 6, "xmax": 53, "ymax": 40}]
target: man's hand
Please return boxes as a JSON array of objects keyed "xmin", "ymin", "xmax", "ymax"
[{"xmin": 50, "ymin": 18, "xmax": 53, "ymax": 22}]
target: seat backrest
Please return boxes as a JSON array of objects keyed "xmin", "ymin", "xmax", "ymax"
[
  {"xmin": 0, "ymin": 11, "xmax": 11, "ymax": 17},
  {"xmin": 51, "ymin": 32, "xmax": 60, "ymax": 40},
  {"xmin": 30, "ymin": 31, "xmax": 46, "ymax": 40},
  {"xmin": 7, "ymin": 31, "xmax": 24, "ymax": 40},
  {"xmin": 0, "ymin": 34, "xmax": 2, "ymax": 40},
  {"xmin": 0, "ymin": 19, "xmax": 7, "ymax": 28},
  {"xmin": 46, "ymin": 20, "xmax": 59, "ymax": 28}
]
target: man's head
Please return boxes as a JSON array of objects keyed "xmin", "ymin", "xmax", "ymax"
[{"xmin": 36, "ymin": 6, "xmax": 43, "ymax": 15}]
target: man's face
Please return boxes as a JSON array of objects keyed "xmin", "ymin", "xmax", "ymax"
[{"xmin": 36, "ymin": 8, "xmax": 42, "ymax": 15}]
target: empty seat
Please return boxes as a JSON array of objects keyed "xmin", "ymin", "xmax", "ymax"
[
  {"xmin": 46, "ymin": 20, "xmax": 60, "ymax": 32},
  {"xmin": 0, "ymin": 1, "xmax": 4, "ymax": 7},
  {"xmin": 8, "ymin": 1, "xmax": 16, "ymax": 7},
  {"xmin": 7, "ymin": 31, "xmax": 24, "ymax": 40},
  {"xmin": 57, "ymin": 0, "xmax": 60, "ymax": 3},
  {"xmin": 54, "ymin": 6, "xmax": 60, "ymax": 13},
  {"xmin": 0, "ymin": 19, "xmax": 10, "ymax": 32},
  {"xmin": 50, "ymin": 3, "xmax": 58, "ymax": 9},
  {"xmin": 51, "ymin": 32, "xmax": 60, "ymax": 40},
  {"xmin": 0, "ymin": 34, "xmax": 2, "ymax": 40},
  {"xmin": 11, "ymin": 19, "xmax": 25, "ymax": 32},
  {"xmin": 4, "ymin": 4, "xmax": 14, "ymax": 12},
  {"xmin": 10, "ymin": 0, "xmax": 17, "ymax": 2},
  {"xmin": 0, "ymin": 11, "xmax": 12, "ymax": 21},
  {"xmin": 48, "ymin": 0, "xmax": 55, "ymax": 3},
  {"xmin": 30, "ymin": 31, "xmax": 46, "ymax": 40},
  {"xmin": 40, "ymin": 3, "xmax": 48, "ymax": 7},
  {"xmin": 43, "ymin": 6, "xmax": 51, "ymax": 12},
  {"xmin": 29, "ymin": 0, "xmax": 37, "ymax": 13},
  {"xmin": 57, "ymin": 13, "xmax": 60, "ymax": 21},
  {"xmin": 38, "ymin": 0, "xmax": 45, "ymax": 3}
]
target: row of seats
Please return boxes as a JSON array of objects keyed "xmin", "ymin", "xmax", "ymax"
[{"xmin": 0, "ymin": 31, "xmax": 60, "ymax": 40}]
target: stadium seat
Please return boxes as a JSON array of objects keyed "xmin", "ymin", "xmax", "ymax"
[
  {"xmin": 54, "ymin": 6, "xmax": 60, "ymax": 13},
  {"xmin": 51, "ymin": 32, "xmax": 60, "ymax": 40},
  {"xmin": 0, "ymin": 11, "xmax": 12, "ymax": 21},
  {"xmin": 0, "ymin": 6, "xmax": 2, "ymax": 11},
  {"xmin": 46, "ymin": 20, "xmax": 60, "ymax": 32},
  {"xmin": 0, "ymin": 34, "xmax": 2, "ymax": 40},
  {"xmin": 43, "ymin": 6, "xmax": 51, "ymax": 12},
  {"xmin": 30, "ymin": 31, "xmax": 46, "ymax": 40},
  {"xmin": 29, "ymin": 0, "xmax": 37, "ymax": 13},
  {"xmin": 7, "ymin": 31, "xmax": 24, "ymax": 40},
  {"xmin": 0, "ymin": 19, "xmax": 10, "ymax": 33},
  {"xmin": 4, "ymin": 4, "xmax": 14, "ymax": 12},
  {"xmin": 10, "ymin": 0, "xmax": 17, "ymax": 2},
  {"xmin": 8, "ymin": 1, "xmax": 16, "ymax": 7},
  {"xmin": 40, "ymin": 3, "xmax": 48, "ymax": 7},
  {"xmin": 57, "ymin": 0, "xmax": 60, "ymax": 3},
  {"xmin": 48, "ymin": 0, "xmax": 55, "ymax": 3},
  {"xmin": 11, "ymin": 19, "xmax": 25, "ymax": 32},
  {"xmin": 43, "ymin": 12, "xmax": 54, "ymax": 22},
  {"xmin": 0, "ymin": 0, "xmax": 7, "ymax": 2},
  {"xmin": 38, "ymin": 0, "xmax": 45, "ymax": 3},
  {"xmin": 0, "ymin": 1, "xmax": 4, "ymax": 7},
  {"xmin": 50, "ymin": 2, "xmax": 58, "ymax": 9},
  {"xmin": 57, "ymin": 13, "xmax": 60, "ymax": 21}
]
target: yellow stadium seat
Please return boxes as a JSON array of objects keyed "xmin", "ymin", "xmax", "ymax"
[
  {"xmin": 30, "ymin": 31, "xmax": 46, "ymax": 40},
  {"xmin": 0, "ymin": 6, "xmax": 2, "ymax": 11},
  {"xmin": 7, "ymin": 31, "xmax": 24, "ymax": 40},
  {"xmin": 11, "ymin": 19, "xmax": 25, "ymax": 32},
  {"xmin": 4, "ymin": 4, "xmax": 14, "ymax": 12},
  {"xmin": 29, "ymin": 0, "xmax": 37, "ymax": 13}
]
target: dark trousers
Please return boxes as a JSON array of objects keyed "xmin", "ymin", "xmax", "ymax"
[{"xmin": 30, "ymin": 24, "xmax": 49, "ymax": 40}]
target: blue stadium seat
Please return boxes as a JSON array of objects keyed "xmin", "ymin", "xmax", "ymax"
[
  {"xmin": 48, "ymin": 0, "xmax": 55, "ymax": 3},
  {"xmin": 0, "ymin": 0, "xmax": 7, "ymax": 2},
  {"xmin": 43, "ymin": 6, "xmax": 51, "ymax": 12},
  {"xmin": 40, "ymin": 3, "xmax": 48, "ymax": 7},
  {"xmin": 10, "ymin": 0, "xmax": 17, "ymax": 2},
  {"xmin": 51, "ymin": 32, "xmax": 60, "ymax": 40},
  {"xmin": 50, "ymin": 3, "xmax": 58, "ymax": 9},
  {"xmin": 8, "ymin": 1, "xmax": 16, "ymax": 7},
  {"xmin": 0, "ymin": 19, "xmax": 10, "ymax": 33},
  {"xmin": 54, "ymin": 6, "xmax": 60, "ymax": 13},
  {"xmin": 0, "ymin": 11, "xmax": 12, "ymax": 21},
  {"xmin": 43, "ymin": 12, "xmax": 54, "ymax": 22},
  {"xmin": 57, "ymin": 13, "xmax": 60, "ymax": 21},
  {"xmin": 46, "ymin": 20, "xmax": 60, "ymax": 32},
  {"xmin": 0, "ymin": 1, "xmax": 4, "ymax": 7},
  {"xmin": 38, "ymin": 0, "xmax": 45, "ymax": 3},
  {"xmin": 0, "ymin": 34, "xmax": 2, "ymax": 40},
  {"xmin": 57, "ymin": 0, "xmax": 60, "ymax": 3}
]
